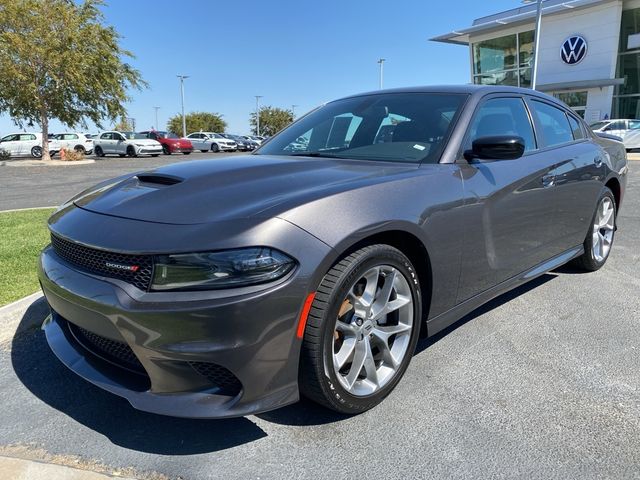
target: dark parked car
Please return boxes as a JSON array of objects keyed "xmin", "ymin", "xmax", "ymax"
[
  {"xmin": 222, "ymin": 133, "xmax": 256, "ymax": 151},
  {"xmin": 39, "ymin": 86, "xmax": 627, "ymax": 418}
]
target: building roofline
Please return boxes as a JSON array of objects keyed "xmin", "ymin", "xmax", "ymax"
[{"xmin": 430, "ymin": 0, "xmax": 613, "ymax": 45}]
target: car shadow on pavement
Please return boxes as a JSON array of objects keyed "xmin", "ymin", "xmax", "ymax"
[
  {"xmin": 11, "ymin": 273, "xmax": 559, "ymax": 442},
  {"xmin": 10, "ymin": 309, "xmax": 267, "ymax": 455}
]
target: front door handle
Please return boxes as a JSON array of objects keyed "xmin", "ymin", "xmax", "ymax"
[{"xmin": 542, "ymin": 174, "xmax": 555, "ymax": 188}]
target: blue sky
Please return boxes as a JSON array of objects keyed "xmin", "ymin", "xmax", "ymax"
[{"xmin": 0, "ymin": 0, "xmax": 519, "ymax": 135}]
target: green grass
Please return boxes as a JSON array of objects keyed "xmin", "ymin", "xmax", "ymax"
[{"xmin": 0, "ymin": 208, "xmax": 55, "ymax": 306}]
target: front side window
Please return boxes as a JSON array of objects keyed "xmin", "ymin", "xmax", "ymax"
[
  {"xmin": 467, "ymin": 97, "xmax": 536, "ymax": 152},
  {"xmin": 256, "ymin": 93, "xmax": 468, "ymax": 164},
  {"xmin": 531, "ymin": 101, "xmax": 574, "ymax": 147}
]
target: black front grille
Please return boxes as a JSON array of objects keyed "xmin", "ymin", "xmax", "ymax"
[
  {"xmin": 188, "ymin": 362, "xmax": 242, "ymax": 395},
  {"xmin": 51, "ymin": 234, "xmax": 153, "ymax": 291},
  {"xmin": 68, "ymin": 322, "xmax": 146, "ymax": 375}
]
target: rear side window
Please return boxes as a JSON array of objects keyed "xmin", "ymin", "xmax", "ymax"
[
  {"xmin": 467, "ymin": 97, "xmax": 536, "ymax": 152},
  {"xmin": 531, "ymin": 101, "xmax": 573, "ymax": 147},
  {"xmin": 567, "ymin": 115, "xmax": 585, "ymax": 140}
]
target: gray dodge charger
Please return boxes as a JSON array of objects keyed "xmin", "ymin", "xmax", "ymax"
[{"xmin": 39, "ymin": 86, "xmax": 628, "ymax": 418}]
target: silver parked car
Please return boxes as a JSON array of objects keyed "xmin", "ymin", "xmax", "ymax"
[{"xmin": 589, "ymin": 118, "xmax": 640, "ymax": 140}]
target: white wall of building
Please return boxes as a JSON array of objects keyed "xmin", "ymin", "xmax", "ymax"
[{"xmin": 468, "ymin": 0, "xmax": 626, "ymax": 121}]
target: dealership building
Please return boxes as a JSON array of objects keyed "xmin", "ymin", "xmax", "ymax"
[{"xmin": 432, "ymin": 0, "xmax": 640, "ymax": 122}]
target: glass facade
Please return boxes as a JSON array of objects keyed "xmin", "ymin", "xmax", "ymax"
[
  {"xmin": 472, "ymin": 31, "xmax": 533, "ymax": 88},
  {"xmin": 614, "ymin": 8, "xmax": 640, "ymax": 118}
]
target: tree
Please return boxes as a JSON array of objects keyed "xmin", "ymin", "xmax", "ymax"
[
  {"xmin": 113, "ymin": 117, "xmax": 133, "ymax": 131},
  {"xmin": 0, "ymin": 0, "xmax": 145, "ymax": 160},
  {"xmin": 167, "ymin": 112, "xmax": 227, "ymax": 136},
  {"xmin": 250, "ymin": 106, "xmax": 293, "ymax": 137}
]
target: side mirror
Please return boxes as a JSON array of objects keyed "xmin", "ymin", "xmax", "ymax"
[{"xmin": 464, "ymin": 135, "xmax": 525, "ymax": 161}]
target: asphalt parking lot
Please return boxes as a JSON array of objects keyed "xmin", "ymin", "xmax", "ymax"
[
  {"xmin": 0, "ymin": 163, "xmax": 638, "ymax": 479},
  {"xmin": 0, "ymin": 151, "xmax": 246, "ymax": 211}
]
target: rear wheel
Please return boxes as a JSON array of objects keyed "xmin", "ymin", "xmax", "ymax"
[
  {"xmin": 200, "ymin": 149, "xmax": 208, "ymax": 153},
  {"xmin": 74, "ymin": 145, "xmax": 85, "ymax": 154},
  {"xmin": 300, "ymin": 245, "xmax": 421, "ymax": 414},
  {"xmin": 183, "ymin": 151, "xmax": 191, "ymax": 155},
  {"xmin": 31, "ymin": 146, "xmax": 42, "ymax": 158},
  {"xmin": 571, "ymin": 187, "xmax": 616, "ymax": 271}
]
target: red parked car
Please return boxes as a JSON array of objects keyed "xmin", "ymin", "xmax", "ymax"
[{"xmin": 138, "ymin": 131, "xmax": 193, "ymax": 155}]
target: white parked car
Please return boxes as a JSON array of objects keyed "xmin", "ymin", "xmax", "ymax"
[
  {"xmin": 93, "ymin": 131, "xmax": 162, "ymax": 157},
  {"xmin": 589, "ymin": 119, "xmax": 640, "ymax": 139},
  {"xmin": 186, "ymin": 132, "xmax": 237, "ymax": 152},
  {"xmin": 0, "ymin": 132, "xmax": 60, "ymax": 158},
  {"xmin": 54, "ymin": 132, "xmax": 94, "ymax": 154}
]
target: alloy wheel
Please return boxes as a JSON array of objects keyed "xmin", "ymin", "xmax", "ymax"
[
  {"xmin": 332, "ymin": 265, "xmax": 414, "ymax": 396},
  {"xmin": 592, "ymin": 196, "xmax": 615, "ymax": 262}
]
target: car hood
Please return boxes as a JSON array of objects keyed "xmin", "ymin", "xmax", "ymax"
[
  {"xmin": 131, "ymin": 139, "xmax": 161, "ymax": 146},
  {"xmin": 73, "ymin": 155, "xmax": 418, "ymax": 225}
]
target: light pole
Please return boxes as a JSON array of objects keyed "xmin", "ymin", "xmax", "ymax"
[
  {"xmin": 153, "ymin": 106, "xmax": 160, "ymax": 130},
  {"xmin": 291, "ymin": 104, "xmax": 299, "ymax": 118},
  {"xmin": 177, "ymin": 75, "xmax": 189, "ymax": 137},
  {"xmin": 523, "ymin": 0, "xmax": 543, "ymax": 89},
  {"xmin": 255, "ymin": 95, "xmax": 263, "ymax": 136},
  {"xmin": 377, "ymin": 58, "xmax": 385, "ymax": 89}
]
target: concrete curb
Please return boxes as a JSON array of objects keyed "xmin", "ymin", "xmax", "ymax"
[
  {"xmin": 0, "ymin": 159, "xmax": 95, "ymax": 167},
  {"xmin": 0, "ymin": 292, "xmax": 47, "ymax": 345},
  {"xmin": 0, "ymin": 206, "xmax": 56, "ymax": 213},
  {"xmin": 0, "ymin": 455, "xmax": 136, "ymax": 479}
]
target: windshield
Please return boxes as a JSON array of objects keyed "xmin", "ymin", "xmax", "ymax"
[
  {"xmin": 121, "ymin": 132, "xmax": 147, "ymax": 140},
  {"xmin": 589, "ymin": 121, "xmax": 609, "ymax": 130},
  {"xmin": 255, "ymin": 92, "xmax": 467, "ymax": 163}
]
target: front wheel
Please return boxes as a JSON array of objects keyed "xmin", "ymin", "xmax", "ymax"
[
  {"xmin": 211, "ymin": 143, "xmax": 219, "ymax": 153},
  {"xmin": 162, "ymin": 144, "xmax": 171, "ymax": 155},
  {"xmin": 299, "ymin": 245, "xmax": 421, "ymax": 414},
  {"xmin": 126, "ymin": 146, "xmax": 136, "ymax": 157},
  {"xmin": 31, "ymin": 146, "xmax": 42, "ymax": 158},
  {"xmin": 94, "ymin": 146, "xmax": 104, "ymax": 157},
  {"xmin": 571, "ymin": 187, "xmax": 616, "ymax": 271}
]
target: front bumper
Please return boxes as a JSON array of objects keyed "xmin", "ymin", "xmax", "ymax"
[
  {"xmin": 136, "ymin": 146, "xmax": 163, "ymax": 155},
  {"xmin": 38, "ymin": 211, "xmax": 333, "ymax": 418}
]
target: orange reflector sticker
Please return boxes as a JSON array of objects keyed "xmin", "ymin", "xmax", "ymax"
[{"xmin": 296, "ymin": 292, "xmax": 316, "ymax": 339}]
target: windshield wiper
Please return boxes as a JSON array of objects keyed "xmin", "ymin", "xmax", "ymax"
[{"xmin": 288, "ymin": 151, "xmax": 347, "ymax": 158}]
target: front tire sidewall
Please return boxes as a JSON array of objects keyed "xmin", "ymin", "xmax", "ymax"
[
  {"xmin": 311, "ymin": 247, "xmax": 421, "ymax": 413},
  {"xmin": 211, "ymin": 143, "xmax": 219, "ymax": 153}
]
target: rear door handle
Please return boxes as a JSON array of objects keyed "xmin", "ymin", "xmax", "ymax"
[{"xmin": 542, "ymin": 174, "xmax": 555, "ymax": 188}]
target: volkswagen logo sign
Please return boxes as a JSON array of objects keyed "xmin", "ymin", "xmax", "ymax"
[{"xmin": 561, "ymin": 35, "xmax": 588, "ymax": 65}]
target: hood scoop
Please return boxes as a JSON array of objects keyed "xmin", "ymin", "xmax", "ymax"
[{"xmin": 135, "ymin": 173, "xmax": 183, "ymax": 186}]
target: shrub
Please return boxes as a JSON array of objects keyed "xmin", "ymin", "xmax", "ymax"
[
  {"xmin": 60, "ymin": 147, "xmax": 85, "ymax": 161},
  {"xmin": 0, "ymin": 149, "xmax": 10, "ymax": 161}
]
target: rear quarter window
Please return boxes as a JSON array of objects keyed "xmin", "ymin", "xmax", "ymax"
[{"xmin": 531, "ymin": 101, "xmax": 574, "ymax": 147}]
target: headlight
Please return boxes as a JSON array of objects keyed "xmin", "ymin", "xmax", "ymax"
[
  {"xmin": 134, "ymin": 143, "xmax": 145, "ymax": 147},
  {"xmin": 151, "ymin": 248, "xmax": 295, "ymax": 291}
]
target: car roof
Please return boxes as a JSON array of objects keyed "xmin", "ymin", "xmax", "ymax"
[{"xmin": 336, "ymin": 84, "xmax": 566, "ymax": 107}]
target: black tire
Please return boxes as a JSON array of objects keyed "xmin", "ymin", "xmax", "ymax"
[
  {"xmin": 299, "ymin": 244, "xmax": 422, "ymax": 414},
  {"xmin": 119, "ymin": 154, "xmax": 126, "ymax": 158},
  {"xmin": 151, "ymin": 154, "xmax": 159, "ymax": 157},
  {"xmin": 200, "ymin": 149, "xmax": 208, "ymax": 153},
  {"xmin": 183, "ymin": 151, "xmax": 191, "ymax": 155},
  {"xmin": 162, "ymin": 144, "xmax": 171, "ymax": 155},
  {"xmin": 571, "ymin": 187, "xmax": 616, "ymax": 272},
  {"xmin": 211, "ymin": 143, "xmax": 220, "ymax": 153},
  {"xmin": 74, "ymin": 145, "xmax": 85, "ymax": 154},
  {"xmin": 94, "ymin": 146, "xmax": 104, "ymax": 157},
  {"xmin": 31, "ymin": 146, "xmax": 42, "ymax": 158},
  {"xmin": 126, "ymin": 146, "xmax": 136, "ymax": 157}
]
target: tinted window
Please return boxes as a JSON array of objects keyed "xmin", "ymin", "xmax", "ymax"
[
  {"xmin": 467, "ymin": 97, "xmax": 536, "ymax": 152},
  {"xmin": 629, "ymin": 120, "xmax": 640, "ymax": 130},
  {"xmin": 531, "ymin": 101, "xmax": 574, "ymax": 147},
  {"xmin": 606, "ymin": 120, "xmax": 625, "ymax": 130},
  {"xmin": 567, "ymin": 115, "xmax": 585, "ymax": 140},
  {"xmin": 1, "ymin": 134, "xmax": 18, "ymax": 142},
  {"xmin": 257, "ymin": 93, "xmax": 468, "ymax": 163},
  {"xmin": 100, "ymin": 133, "xmax": 112, "ymax": 140},
  {"xmin": 19, "ymin": 134, "xmax": 36, "ymax": 141}
]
